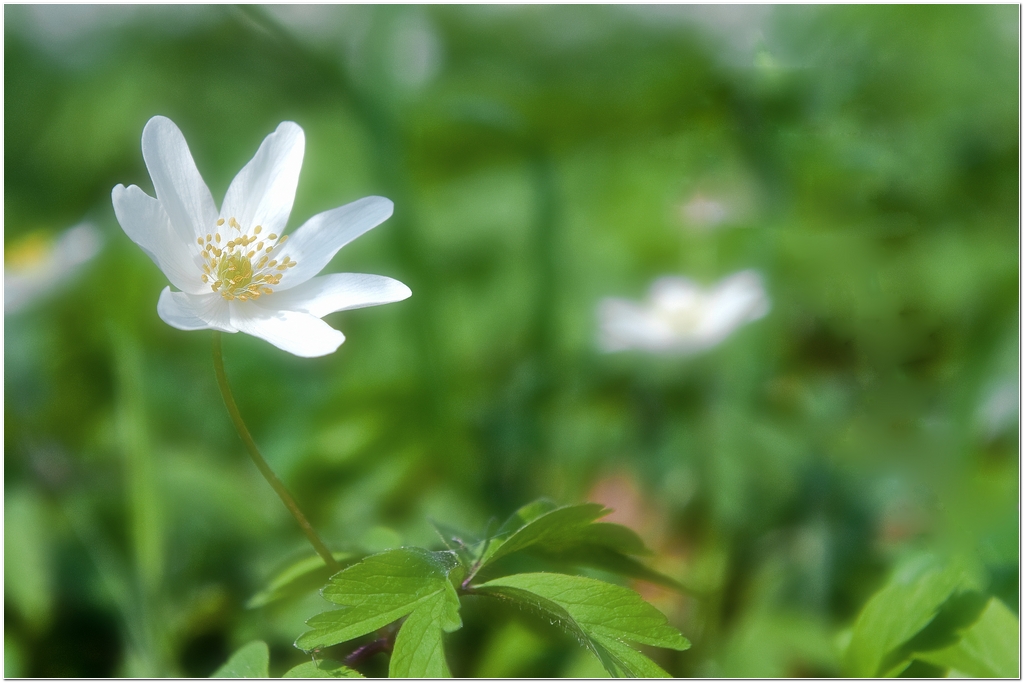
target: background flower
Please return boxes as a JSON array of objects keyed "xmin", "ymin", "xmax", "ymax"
[
  {"xmin": 4, "ymin": 223, "xmax": 102, "ymax": 314},
  {"xmin": 598, "ymin": 270, "xmax": 770, "ymax": 354}
]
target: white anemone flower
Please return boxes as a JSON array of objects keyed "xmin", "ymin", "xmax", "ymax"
[
  {"xmin": 112, "ymin": 116, "xmax": 410, "ymax": 357},
  {"xmin": 598, "ymin": 270, "xmax": 769, "ymax": 354}
]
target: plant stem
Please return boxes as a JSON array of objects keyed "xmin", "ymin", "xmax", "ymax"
[{"xmin": 211, "ymin": 331, "xmax": 342, "ymax": 572}]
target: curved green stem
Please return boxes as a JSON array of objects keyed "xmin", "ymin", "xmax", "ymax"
[{"xmin": 212, "ymin": 331, "xmax": 342, "ymax": 572}]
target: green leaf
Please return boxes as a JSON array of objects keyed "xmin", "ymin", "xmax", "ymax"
[
  {"xmin": 283, "ymin": 659, "xmax": 364, "ymax": 678},
  {"xmin": 592, "ymin": 633, "xmax": 672, "ymax": 678},
  {"xmin": 480, "ymin": 503, "xmax": 609, "ymax": 567},
  {"xmin": 493, "ymin": 499, "xmax": 561, "ymax": 536},
  {"xmin": 916, "ymin": 598, "xmax": 1020, "ymax": 678},
  {"xmin": 295, "ymin": 548, "xmax": 462, "ymax": 652},
  {"xmin": 534, "ymin": 545, "xmax": 683, "ymax": 591},
  {"xmin": 4, "ymin": 488, "xmax": 52, "ymax": 631},
  {"xmin": 843, "ymin": 554, "xmax": 975, "ymax": 677},
  {"xmin": 389, "ymin": 583, "xmax": 462, "ymax": 678},
  {"xmin": 211, "ymin": 641, "xmax": 269, "ymax": 678},
  {"xmin": 475, "ymin": 572, "xmax": 689, "ymax": 677},
  {"xmin": 574, "ymin": 523, "xmax": 653, "ymax": 557},
  {"xmin": 477, "ymin": 501, "xmax": 679, "ymax": 590},
  {"xmin": 247, "ymin": 552, "xmax": 356, "ymax": 609}
]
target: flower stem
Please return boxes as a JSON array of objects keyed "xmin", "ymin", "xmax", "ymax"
[{"xmin": 211, "ymin": 331, "xmax": 342, "ymax": 572}]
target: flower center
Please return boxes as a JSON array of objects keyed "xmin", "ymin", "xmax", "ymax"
[{"xmin": 197, "ymin": 216, "xmax": 298, "ymax": 301}]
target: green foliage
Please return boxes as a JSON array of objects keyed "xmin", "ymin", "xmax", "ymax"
[
  {"xmin": 916, "ymin": 597, "xmax": 1020, "ymax": 678},
  {"xmin": 283, "ymin": 660, "xmax": 364, "ymax": 678},
  {"xmin": 4, "ymin": 488, "xmax": 53, "ymax": 632},
  {"xmin": 296, "ymin": 502, "xmax": 687, "ymax": 677},
  {"xmin": 842, "ymin": 553, "xmax": 1018, "ymax": 677},
  {"xmin": 843, "ymin": 553, "xmax": 972, "ymax": 675},
  {"xmin": 389, "ymin": 589, "xmax": 461, "ymax": 677},
  {"xmin": 475, "ymin": 573, "xmax": 689, "ymax": 677},
  {"xmin": 248, "ymin": 552, "xmax": 357, "ymax": 609},
  {"xmin": 471, "ymin": 500, "xmax": 680, "ymax": 589},
  {"xmin": 295, "ymin": 548, "xmax": 463, "ymax": 653},
  {"xmin": 211, "ymin": 641, "xmax": 269, "ymax": 679}
]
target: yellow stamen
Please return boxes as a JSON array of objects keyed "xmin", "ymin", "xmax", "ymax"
[{"xmin": 217, "ymin": 218, "xmax": 225, "ymax": 226}]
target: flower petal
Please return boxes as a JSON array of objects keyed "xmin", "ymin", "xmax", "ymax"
[
  {"xmin": 113, "ymin": 184, "xmax": 206, "ymax": 294},
  {"xmin": 257, "ymin": 273, "xmax": 410, "ymax": 318},
  {"xmin": 703, "ymin": 270, "xmax": 770, "ymax": 338},
  {"xmin": 228, "ymin": 304, "xmax": 345, "ymax": 357},
  {"xmin": 220, "ymin": 122, "xmax": 305, "ymax": 235},
  {"xmin": 274, "ymin": 196, "xmax": 394, "ymax": 291},
  {"xmin": 157, "ymin": 287, "xmax": 237, "ymax": 332},
  {"xmin": 141, "ymin": 116, "xmax": 219, "ymax": 246}
]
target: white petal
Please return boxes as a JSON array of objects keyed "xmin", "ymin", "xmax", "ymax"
[
  {"xmin": 229, "ymin": 304, "xmax": 345, "ymax": 357},
  {"xmin": 257, "ymin": 273, "xmax": 410, "ymax": 318},
  {"xmin": 220, "ymin": 122, "xmax": 305, "ymax": 235},
  {"xmin": 113, "ymin": 184, "xmax": 206, "ymax": 294},
  {"xmin": 703, "ymin": 270, "xmax": 770, "ymax": 338},
  {"xmin": 157, "ymin": 288, "xmax": 237, "ymax": 332},
  {"xmin": 273, "ymin": 196, "xmax": 394, "ymax": 291},
  {"xmin": 141, "ymin": 116, "xmax": 219, "ymax": 246}
]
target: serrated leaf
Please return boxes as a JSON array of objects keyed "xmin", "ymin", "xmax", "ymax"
[
  {"xmin": 843, "ymin": 554, "xmax": 975, "ymax": 677},
  {"xmin": 247, "ymin": 552, "xmax": 356, "ymax": 609},
  {"xmin": 211, "ymin": 641, "xmax": 269, "ymax": 678},
  {"xmin": 592, "ymin": 633, "xmax": 672, "ymax": 678},
  {"xmin": 283, "ymin": 659, "xmax": 364, "ymax": 678},
  {"xmin": 494, "ymin": 499, "xmax": 561, "ymax": 536},
  {"xmin": 295, "ymin": 548, "xmax": 461, "ymax": 652},
  {"xmin": 389, "ymin": 584, "xmax": 461, "ymax": 678},
  {"xmin": 480, "ymin": 503, "xmax": 610, "ymax": 567},
  {"xmin": 475, "ymin": 572, "xmax": 688, "ymax": 677},
  {"xmin": 478, "ymin": 502, "xmax": 673, "ymax": 590},
  {"xmin": 916, "ymin": 598, "xmax": 1019, "ymax": 678}
]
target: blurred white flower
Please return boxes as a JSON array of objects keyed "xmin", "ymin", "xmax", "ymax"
[
  {"xmin": 598, "ymin": 270, "xmax": 770, "ymax": 354},
  {"xmin": 112, "ymin": 116, "xmax": 410, "ymax": 358},
  {"xmin": 388, "ymin": 11, "xmax": 443, "ymax": 92},
  {"xmin": 681, "ymin": 193, "xmax": 730, "ymax": 231},
  {"xmin": 976, "ymin": 379, "xmax": 1019, "ymax": 441},
  {"xmin": 5, "ymin": 223, "xmax": 103, "ymax": 314}
]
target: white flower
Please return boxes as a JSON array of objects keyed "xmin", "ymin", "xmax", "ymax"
[
  {"xmin": 681, "ymin": 193, "xmax": 729, "ymax": 231},
  {"xmin": 976, "ymin": 378, "xmax": 1019, "ymax": 441},
  {"xmin": 5, "ymin": 222, "xmax": 103, "ymax": 314},
  {"xmin": 112, "ymin": 116, "xmax": 410, "ymax": 357},
  {"xmin": 598, "ymin": 270, "xmax": 769, "ymax": 354}
]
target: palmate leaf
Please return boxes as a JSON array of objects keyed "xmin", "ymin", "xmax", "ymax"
[
  {"xmin": 915, "ymin": 597, "xmax": 1020, "ymax": 678},
  {"xmin": 843, "ymin": 553, "xmax": 978, "ymax": 677},
  {"xmin": 295, "ymin": 547, "xmax": 463, "ymax": 676},
  {"xmin": 477, "ymin": 501, "xmax": 680, "ymax": 589},
  {"xmin": 283, "ymin": 659, "xmax": 364, "ymax": 678},
  {"xmin": 474, "ymin": 572, "xmax": 689, "ymax": 678},
  {"xmin": 389, "ymin": 584, "xmax": 462, "ymax": 678},
  {"xmin": 211, "ymin": 641, "xmax": 269, "ymax": 678},
  {"xmin": 479, "ymin": 502, "xmax": 609, "ymax": 567}
]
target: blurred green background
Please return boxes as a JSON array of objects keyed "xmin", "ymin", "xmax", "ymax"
[{"xmin": 4, "ymin": 4, "xmax": 1018, "ymax": 678}]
